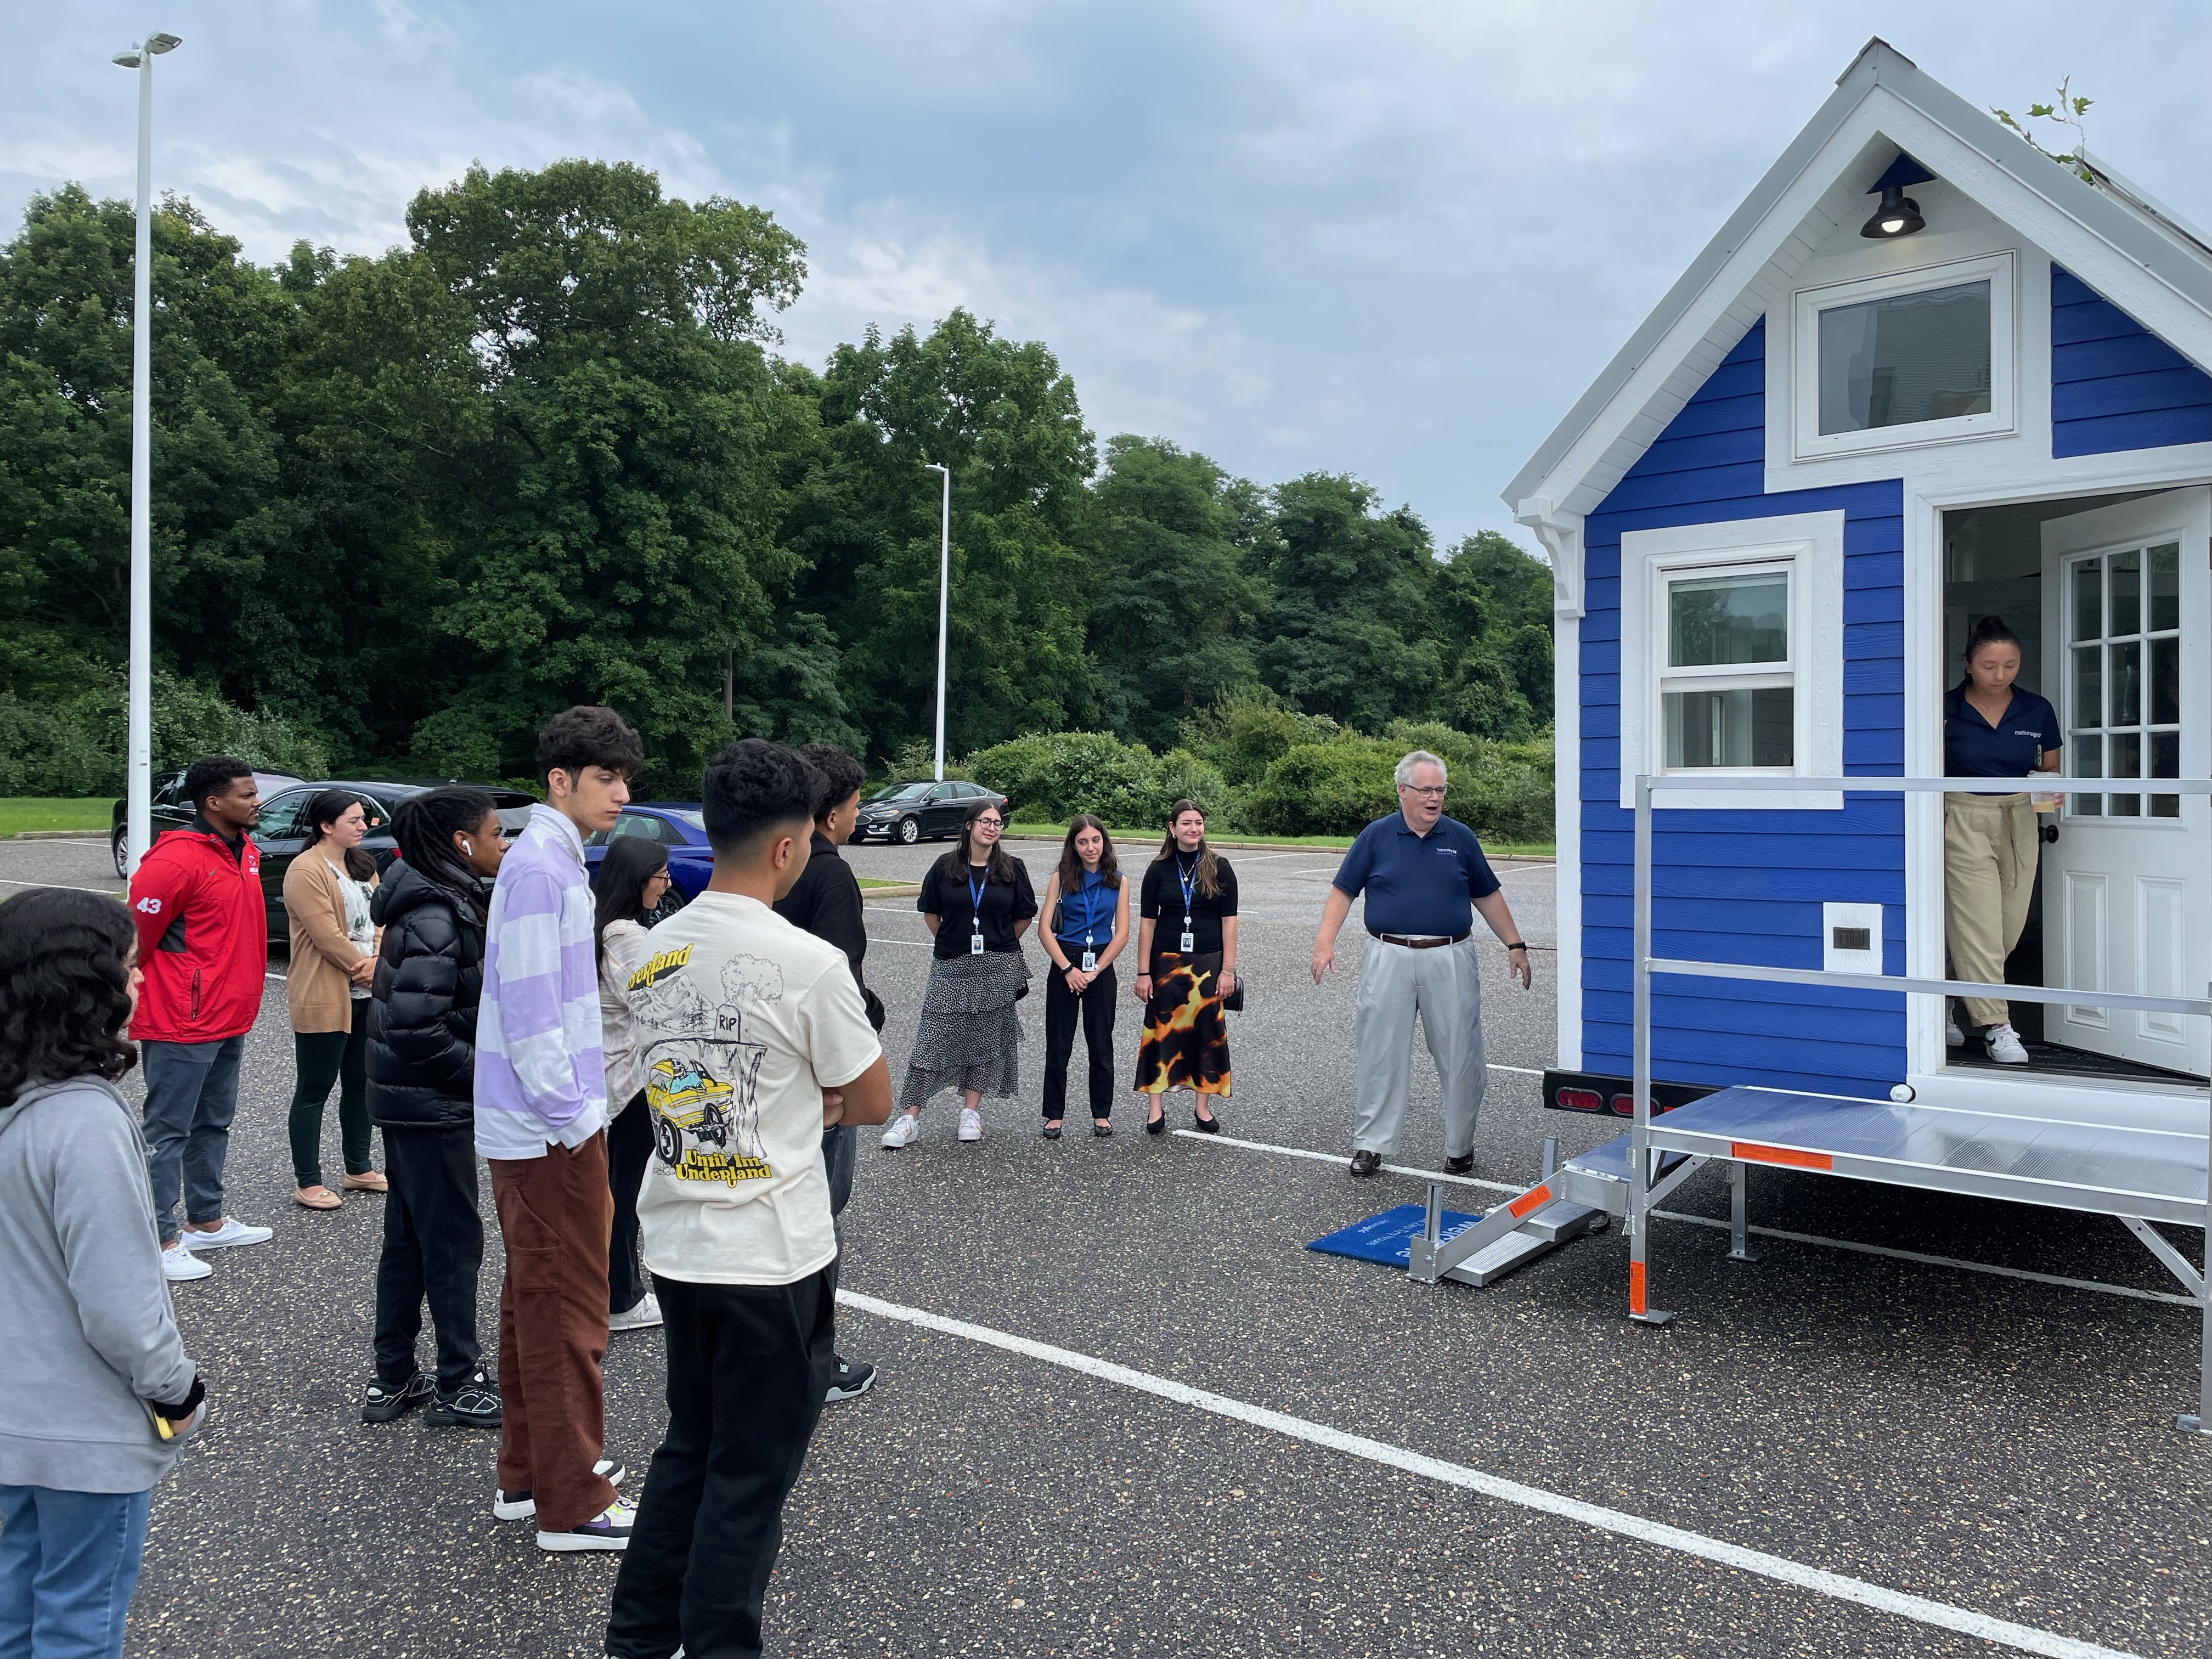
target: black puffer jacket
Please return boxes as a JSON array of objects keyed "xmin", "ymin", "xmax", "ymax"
[{"xmin": 365, "ymin": 861, "xmax": 487, "ymax": 1131}]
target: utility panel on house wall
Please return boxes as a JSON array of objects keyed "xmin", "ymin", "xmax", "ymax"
[{"xmin": 1822, "ymin": 902, "xmax": 1884, "ymax": 975}]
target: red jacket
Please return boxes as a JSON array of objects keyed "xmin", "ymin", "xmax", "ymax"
[{"xmin": 128, "ymin": 822, "xmax": 269, "ymax": 1043}]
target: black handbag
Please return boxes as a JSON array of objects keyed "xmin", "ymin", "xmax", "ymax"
[{"xmin": 1222, "ymin": 972, "xmax": 1246, "ymax": 1014}]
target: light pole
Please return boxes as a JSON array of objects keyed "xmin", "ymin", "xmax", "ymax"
[
  {"xmin": 923, "ymin": 461, "xmax": 951, "ymax": 782},
  {"xmin": 112, "ymin": 30, "xmax": 182, "ymax": 876}
]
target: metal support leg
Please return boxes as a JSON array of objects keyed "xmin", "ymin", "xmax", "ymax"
[
  {"xmin": 1423, "ymin": 1182, "xmax": 1442, "ymax": 1251},
  {"xmin": 1628, "ymin": 775, "xmax": 1670, "ymax": 1325},
  {"xmin": 1728, "ymin": 1160, "xmax": 1763, "ymax": 1263},
  {"xmin": 1542, "ymin": 1136, "xmax": 1558, "ymax": 1181}
]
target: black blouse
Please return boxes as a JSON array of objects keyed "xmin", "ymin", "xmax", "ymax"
[
  {"xmin": 919, "ymin": 857, "xmax": 1037, "ymax": 960},
  {"xmin": 1139, "ymin": 853, "xmax": 1239, "ymax": 969}
]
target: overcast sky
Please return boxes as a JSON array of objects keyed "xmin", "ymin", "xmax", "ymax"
[{"xmin": 5, "ymin": 2, "xmax": 2205, "ymax": 551}]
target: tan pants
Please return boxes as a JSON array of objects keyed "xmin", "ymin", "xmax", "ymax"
[{"xmin": 1944, "ymin": 793, "xmax": 2039, "ymax": 1028}]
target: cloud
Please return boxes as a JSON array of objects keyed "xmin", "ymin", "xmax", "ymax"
[{"xmin": 3, "ymin": 0, "xmax": 2205, "ymax": 548}]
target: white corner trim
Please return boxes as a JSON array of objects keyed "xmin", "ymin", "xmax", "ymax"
[
  {"xmin": 1553, "ymin": 611, "xmax": 1583, "ymax": 1069},
  {"xmin": 1618, "ymin": 510, "xmax": 1848, "ymax": 811},
  {"xmin": 1517, "ymin": 499, "xmax": 1586, "ymax": 619}
]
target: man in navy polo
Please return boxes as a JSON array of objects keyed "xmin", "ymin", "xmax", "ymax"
[{"xmin": 1311, "ymin": 751, "xmax": 1532, "ymax": 1178}]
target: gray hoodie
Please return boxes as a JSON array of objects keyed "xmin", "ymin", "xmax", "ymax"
[{"xmin": 0, "ymin": 1077, "xmax": 200, "ymax": 1492}]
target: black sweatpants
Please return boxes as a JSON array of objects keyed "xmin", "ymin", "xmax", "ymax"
[
  {"xmin": 606, "ymin": 1269, "xmax": 835, "ymax": 1659},
  {"xmin": 287, "ymin": 1003, "xmax": 371, "ymax": 1188},
  {"xmin": 1042, "ymin": 960, "xmax": 1118, "ymax": 1121},
  {"xmin": 373, "ymin": 1124, "xmax": 484, "ymax": 1394},
  {"xmin": 607, "ymin": 1092, "xmax": 652, "ymax": 1314}
]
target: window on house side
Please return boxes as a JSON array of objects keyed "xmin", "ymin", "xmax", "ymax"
[
  {"xmin": 1817, "ymin": 280, "xmax": 1991, "ymax": 435},
  {"xmin": 1658, "ymin": 566, "xmax": 1796, "ymax": 770}
]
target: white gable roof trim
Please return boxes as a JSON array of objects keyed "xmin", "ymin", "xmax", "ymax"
[{"xmin": 1505, "ymin": 37, "xmax": 2212, "ymax": 574}]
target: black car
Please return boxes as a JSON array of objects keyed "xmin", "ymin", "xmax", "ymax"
[
  {"xmin": 111, "ymin": 769, "xmax": 304, "ymax": 879},
  {"xmin": 117, "ymin": 776, "xmax": 538, "ymax": 944},
  {"xmin": 853, "ymin": 779, "xmax": 1011, "ymax": 845}
]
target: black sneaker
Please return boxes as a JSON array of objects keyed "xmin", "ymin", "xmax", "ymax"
[
  {"xmin": 1348, "ymin": 1149, "xmax": 1382, "ymax": 1178},
  {"xmin": 492, "ymin": 1457, "xmax": 627, "ymax": 1522},
  {"xmin": 824, "ymin": 1356, "xmax": 876, "ymax": 1403},
  {"xmin": 362, "ymin": 1372, "xmax": 435, "ymax": 1424},
  {"xmin": 1443, "ymin": 1153, "xmax": 1476, "ymax": 1176},
  {"xmin": 424, "ymin": 1369, "xmax": 501, "ymax": 1429}
]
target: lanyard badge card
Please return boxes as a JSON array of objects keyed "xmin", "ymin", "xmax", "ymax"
[
  {"xmin": 968, "ymin": 870, "xmax": 987, "ymax": 955},
  {"xmin": 1079, "ymin": 877, "xmax": 1099, "ymax": 972},
  {"xmin": 1177, "ymin": 857, "xmax": 1197, "ymax": 953}
]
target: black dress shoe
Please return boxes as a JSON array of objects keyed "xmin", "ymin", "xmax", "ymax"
[
  {"xmin": 1348, "ymin": 1149, "xmax": 1382, "ymax": 1178},
  {"xmin": 1041, "ymin": 1122, "xmax": 1063, "ymax": 1139},
  {"xmin": 1192, "ymin": 1105, "xmax": 1221, "ymax": 1135},
  {"xmin": 1145, "ymin": 1107, "xmax": 1166, "ymax": 1136},
  {"xmin": 1443, "ymin": 1153, "xmax": 1475, "ymax": 1176}
]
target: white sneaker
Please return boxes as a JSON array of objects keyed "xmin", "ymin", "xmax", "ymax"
[
  {"xmin": 537, "ymin": 1497, "xmax": 635, "ymax": 1552},
  {"xmin": 882, "ymin": 1113, "xmax": 921, "ymax": 1150},
  {"xmin": 1945, "ymin": 1015, "xmax": 1964, "ymax": 1047},
  {"xmin": 179, "ymin": 1216, "xmax": 273, "ymax": 1251},
  {"xmin": 958, "ymin": 1108, "xmax": 982, "ymax": 1143},
  {"xmin": 161, "ymin": 1241, "xmax": 211, "ymax": 1282},
  {"xmin": 1984, "ymin": 1023, "xmax": 2030, "ymax": 1065},
  {"xmin": 608, "ymin": 1293, "xmax": 662, "ymax": 1333}
]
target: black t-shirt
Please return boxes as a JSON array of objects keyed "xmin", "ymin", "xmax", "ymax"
[
  {"xmin": 919, "ymin": 856, "xmax": 1037, "ymax": 960},
  {"xmin": 1139, "ymin": 853, "xmax": 1239, "ymax": 968}
]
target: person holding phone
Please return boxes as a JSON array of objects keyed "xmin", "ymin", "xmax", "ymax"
[
  {"xmin": 1133, "ymin": 800, "xmax": 1237, "ymax": 1134},
  {"xmin": 882, "ymin": 800, "xmax": 1036, "ymax": 1148},
  {"xmin": 0, "ymin": 889, "xmax": 207, "ymax": 1658},
  {"xmin": 283, "ymin": 788, "xmax": 385, "ymax": 1210},
  {"xmin": 1036, "ymin": 815, "xmax": 1129, "ymax": 1139}
]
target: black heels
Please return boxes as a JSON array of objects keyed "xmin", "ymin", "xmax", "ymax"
[
  {"xmin": 1191, "ymin": 1104, "xmax": 1221, "ymax": 1135},
  {"xmin": 1144, "ymin": 1105, "xmax": 1166, "ymax": 1136}
]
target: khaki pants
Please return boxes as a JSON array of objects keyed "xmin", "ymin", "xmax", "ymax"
[
  {"xmin": 1944, "ymin": 793, "xmax": 2039, "ymax": 1028},
  {"xmin": 1352, "ymin": 937, "xmax": 1486, "ymax": 1158}
]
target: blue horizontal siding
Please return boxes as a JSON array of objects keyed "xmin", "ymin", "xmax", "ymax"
[
  {"xmin": 2051, "ymin": 264, "xmax": 2212, "ymax": 457},
  {"xmin": 1579, "ymin": 314, "xmax": 1907, "ymax": 1098}
]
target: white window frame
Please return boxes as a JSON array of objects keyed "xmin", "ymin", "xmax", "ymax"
[
  {"xmin": 1618, "ymin": 511, "xmax": 1845, "ymax": 811},
  {"xmin": 1791, "ymin": 250, "xmax": 2017, "ymax": 462}
]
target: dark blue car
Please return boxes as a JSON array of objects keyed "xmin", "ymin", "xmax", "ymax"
[{"xmin": 584, "ymin": 804, "xmax": 713, "ymax": 902}]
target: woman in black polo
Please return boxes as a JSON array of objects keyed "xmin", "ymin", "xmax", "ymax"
[
  {"xmin": 883, "ymin": 800, "xmax": 1036, "ymax": 1148},
  {"xmin": 1944, "ymin": 615, "xmax": 2062, "ymax": 1066},
  {"xmin": 1133, "ymin": 799, "xmax": 1237, "ymax": 1133}
]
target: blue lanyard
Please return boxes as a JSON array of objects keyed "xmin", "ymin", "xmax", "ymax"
[
  {"xmin": 966, "ymin": 866, "xmax": 988, "ymax": 930},
  {"xmin": 1176, "ymin": 855, "xmax": 1197, "ymax": 918},
  {"xmin": 1064, "ymin": 872, "xmax": 1106, "ymax": 939}
]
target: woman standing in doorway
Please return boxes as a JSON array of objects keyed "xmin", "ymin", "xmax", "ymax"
[
  {"xmin": 1036, "ymin": 815, "xmax": 1130, "ymax": 1139},
  {"xmin": 283, "ymin": 789, "xmax": 385, "ymax": 1209},
  {"xmin": 1133, "ymin": 800, "xmax": 1237, "ymax": 1133},
  {"xmin": 883, "ymin": 799, "xmax": 1036, "ymax": 1148},
  {"xmin": 1944, "ymin": 615, "xmax": 2062, "ymax": 1066},
  {"xmin": 591, "ymin": 836, "xmax": 671, "ymax": 1334}
]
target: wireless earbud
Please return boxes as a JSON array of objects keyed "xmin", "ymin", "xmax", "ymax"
[{"xmin": 461, "ymin": 839, "xmax": 473, "ymax": 855}]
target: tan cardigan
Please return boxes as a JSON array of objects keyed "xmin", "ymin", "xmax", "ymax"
[{"xmin": 284, "ymin": 852, "xmax": 380, "ymax": 1034}]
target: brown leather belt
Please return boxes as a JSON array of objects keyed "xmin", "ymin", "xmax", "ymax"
[{"xmin": 1368, "ymin": 930, "xmax": 1469, "ymax": 950}]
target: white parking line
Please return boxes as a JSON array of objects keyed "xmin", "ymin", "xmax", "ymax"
[
  {"xmin": 1174, "ymin": 1131, "xmax": 2194, "ymax": 1308},
  {"xmin": 838, "ymin": 1289, "xmax": 2140, "ymax": 1659},
  {"xmin": 0, "ymin": 877, "xmax": 123, "ymax": 895}
]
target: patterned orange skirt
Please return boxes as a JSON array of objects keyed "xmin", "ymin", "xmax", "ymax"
[{"xmin": 1133, "ymin": 952, "xmax": 1231, "ymax": 1097}]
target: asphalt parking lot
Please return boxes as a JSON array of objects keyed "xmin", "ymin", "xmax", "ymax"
[{"xmin": 3, "ymin": 833, "xmax": 2207, "ymax": 1658}]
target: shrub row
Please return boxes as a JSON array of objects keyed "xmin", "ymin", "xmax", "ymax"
[{"xmin": 0, "ymin": 671, "xmax": 331, "ymax": 798}]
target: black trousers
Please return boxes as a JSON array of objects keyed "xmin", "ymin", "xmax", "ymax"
[
  {"xmin": 606, "ymin": 1269, "xmax": 834, "ymax": 1659},
  {"xmin": 287, "ymin": 1003, "xmax": 371, "ymax": 1187},
  {"xmin": 373, "ymin": 1125, "xmax": 484, "ymax": 1393},
  {"xmin": 608, "ymin": 1092, "xmax": 652, "ymax": 1314},
  {"xmin": 1042, "ymin": 960, "xmax": 1118, "ymax": 1120}
]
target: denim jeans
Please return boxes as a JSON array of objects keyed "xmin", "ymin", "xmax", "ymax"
[
  {"xmin": 140, "ymin": 1036, "xmax": 246, "ymax": 1245},
  {"xmin": 0, "ymin": 1483, "xmax": 153, "ymax": 1658}
]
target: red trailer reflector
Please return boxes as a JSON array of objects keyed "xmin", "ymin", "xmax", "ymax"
[
  {"xmin": 1507, "ymin": 1183, "xmax": 1553, "ymax": 1219},
  {"xmin": 1555, "ymin": 1087, "xmax": 1602, "ymax": 1113},
  {"xmin": 1730, "ymin": 1141, "xmax": 1833, "ymax": 1171},
  {"xmin": 1628, "ymin": 1260, "xmax": 1647, "ymax": 1313}
]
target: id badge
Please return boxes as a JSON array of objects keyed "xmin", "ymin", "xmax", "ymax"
[
  {"xmin": 969, "ymin": 930, "xmax": 985, "ymax": 956},
  {"xmin": 1081, "ymin": 949, "xmax": 1097, "ymax": 973},
  {"xmin": 1180, "ymin": 929, "xmax": 1196, "ymax": 953}
]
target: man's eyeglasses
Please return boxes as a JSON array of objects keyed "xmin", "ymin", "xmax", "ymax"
[{"xmin": 1401, "ymin": 784, "xmax": 1448, "ymax": 798}]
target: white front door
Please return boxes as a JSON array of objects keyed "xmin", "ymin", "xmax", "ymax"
[{"xmin": 2039, "ymin": 488, "xmax": 2210, "ymax": 1076}]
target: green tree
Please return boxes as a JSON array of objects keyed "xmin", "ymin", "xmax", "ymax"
[
  {"xmin": 1427, "ymin": 530, "xmax": 1553, "ymax": 737},
  {"xmin": 1082, "ymin": 435, "xmax": 1266, "ymax": 749},
  {"xmin": 1251, "ymin": 473, "xmax": 1441, "ymax": 731}
]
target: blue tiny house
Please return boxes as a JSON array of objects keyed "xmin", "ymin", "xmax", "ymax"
[{"xmin": 1507, "ymin": 40, "xmax": 2212, "ymax": 1116}]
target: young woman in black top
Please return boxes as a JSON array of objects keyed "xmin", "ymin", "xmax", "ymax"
[
  {"xmin": 1036, "ymin": 814, "xmax": 1130, "ymax": 1139},
  {"xmin": 883, "ymin": 799, "xmax": 1037, "ymax": 1148},
  {"xmin": 1133, "ymin": 800, "xmax": 1237, "ymax": 1132}
]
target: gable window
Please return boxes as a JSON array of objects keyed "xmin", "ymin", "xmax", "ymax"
[{"xmin": 1792, "ymin": 252, "xmax": 2015, "ymax": 459}]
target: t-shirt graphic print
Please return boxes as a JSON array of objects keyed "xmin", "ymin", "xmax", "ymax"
[{"xmin": 625, "ymin": 891, "xmax": 882, "ymax": 1286}]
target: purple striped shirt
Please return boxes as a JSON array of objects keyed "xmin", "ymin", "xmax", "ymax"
[{"xmin": 474, "ymin": 805, "xmax": 608, "ymax": 1159}]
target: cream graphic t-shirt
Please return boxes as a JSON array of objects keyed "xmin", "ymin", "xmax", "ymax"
[{"xmin": 627, "ymin": 890, "xmax": 881, "ymax": 1285}]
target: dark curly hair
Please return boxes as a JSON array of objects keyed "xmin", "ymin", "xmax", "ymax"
[
  {"xmin": 537, "ymin": 706, "xmax": 644, "ymax": 788},
  {"xmin": 797, "ymin": 742, "xmax": 865, "ymax": 822},
  {"xmin": 0, "ymin": 888, "xmax": 139, "ymax": 1101}
]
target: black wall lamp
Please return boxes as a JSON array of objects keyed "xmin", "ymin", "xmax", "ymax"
[{"xmin": 1860, "ymin": 151, "xmax": 1934, "ymax": 239}]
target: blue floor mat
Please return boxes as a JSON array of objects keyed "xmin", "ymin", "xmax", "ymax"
[{"xmin": 1306, "ymin": 1203, "xmax": 1483, "ymax": 1268}]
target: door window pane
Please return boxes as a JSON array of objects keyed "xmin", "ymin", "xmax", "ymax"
[
  {"xmin": 2150, "ymin": 637, "xmax": 2179, "ymax": 726},
  {"xmin": 2109, "ymin": 641, "xmax": 2140, "ymax": 727},
  {"xmin": 2072, "ymin": 646, "xmax": 2102, "ymax": 727},
  {"xmin": 2148, "ymin": 542, "xmax": 2180, "ymax": 633},
  {"xmin": 1668, "ymin": 573, "xmax": 1788, "ymax": 667},
  {"xmin": 2073, "ymin": 559, "xmax": 2101, "ymax": 642},
  {"xmin": 2070, "ymin": 736, "xmax": 2101, "ymax": 817},
  {"xmin": 1663, "ymin": 687, "xmax": 1794, "ymax": 768},
  {"xmin": 1817, "ymin": 281, "xmax": 1992, "ymax": 434},
  {"xmin": 2109, "ymin": 732, "xmax": 2140, "ymax": 781},
  {"xmin": 2110, "ymin": 550, "xmax": 2140, "ymax": 637},
  {"xmin": 2151, "ymin": 732, "xmax": 2180, "ymax": 819}
]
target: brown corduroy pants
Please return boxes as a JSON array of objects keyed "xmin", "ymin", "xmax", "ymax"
[{"xmin": 489, "ymin": 1132, "xmax": 617, "ymax": 1533}]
